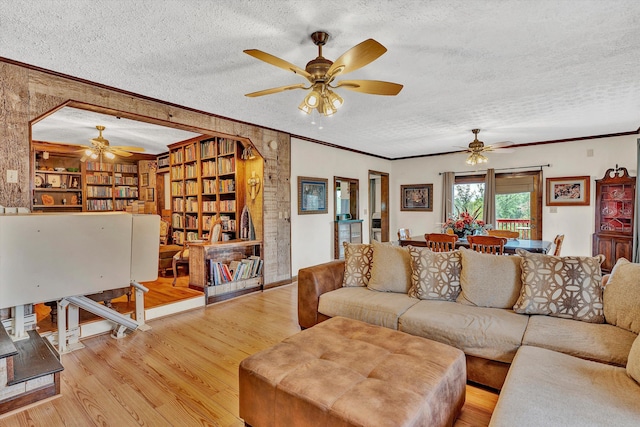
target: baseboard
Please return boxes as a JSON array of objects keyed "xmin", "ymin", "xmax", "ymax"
[{"xmin": 263, "ymin": 276, "xmax": 295, "ymax": 290}]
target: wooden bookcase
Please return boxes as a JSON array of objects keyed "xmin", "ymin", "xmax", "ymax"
[
  {"xmin": 33, "ymin": 143, "xmax": 147, "ymax": 213},
  {"xmin": 168, "ymin": 135, "xmax": 246, "ymax": 244},
  {"xmin": 84, "ymin": 161, "xmax": 139, "ymax": 211},
  {"xmin": 593, "ymin": 166, "xmax": 636, "ymax": 272},
  {"xmin": 33, "ymin": 151, "xmax": 83, "ymax": 212},
  {"xmin": 188, "ymin": 239, "xmax": 263, "ymax": 304}
]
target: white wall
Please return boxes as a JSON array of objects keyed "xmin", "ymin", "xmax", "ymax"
[
  {"xmin": 291, "ymin": 134, "xmax": 637, "ymax": 273},
  {"xmin": 391, "ymin": 135, "xmax": 638, "ymax": 256},
  {"xmin": 291, "ymin": 138, "xmax": 391, "ymax": 273}
]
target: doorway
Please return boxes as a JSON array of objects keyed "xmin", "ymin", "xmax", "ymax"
[{"xmin": 369, "ymin": 170, "xmax": 389, "ymax": 242}]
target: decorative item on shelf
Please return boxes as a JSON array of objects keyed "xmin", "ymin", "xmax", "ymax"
[
  {"xmin": 443, "ymin": 208, "xmax": 487, "ymax": 239},
  {"xmin": 247, "ymin": 171, "xmax": 261, "ymax": 201},
  {"xmin": 244, "ymin": 31, "xmax": 402, "ymax": 117},
  {"xmin": 240, "ymin": 205, "xmax": 256, "ymax": 240},
  {"xmin": 41, "ymin": 194, "xmax": 54, "ymax": 206}
]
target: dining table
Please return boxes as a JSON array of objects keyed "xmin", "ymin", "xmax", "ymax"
[{"xmin": 399, "ymin": 236, "xmax": 552, "ymax": 254}]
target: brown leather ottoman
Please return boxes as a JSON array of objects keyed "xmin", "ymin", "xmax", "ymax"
[{"xmin": 239, "ymin": 317, "xmax": 466, "ymax": 427}]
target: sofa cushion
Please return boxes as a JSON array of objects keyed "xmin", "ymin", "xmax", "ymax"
[
  {"xmin": 407, "ymin": 247, "xmax": 461, "ymax": 301},
  {"xmin": 604, "ymin": 258, "xmax": 640, "ymax": 334},
  {"xmin": 318, "ymin": 287, "xmax": 419, "ymax": 330},
  {"xmin": 368, "ymin": 242, "xmax": 412, "ymax": 293},
  {"xmin": 457, "ymin": 248, "xmax": 522, "ymax": 308},
  {"xmin": 628, "ymin": 334, "xmax": 640, "ymax": 384},
  {"xmin": 627, "ymin": 335, "xmax": 640, "ymax": 385},
  {"xmin": 489, "ymin": 346, "xmax": 640, "ymax": 427},
  {"xmin": 398, "ymin": 300, "xmax": 529, "ymax": 363},
  {"xmin": 513, "ymin": 249, "xmax": 605, "ymax": 323},
  {"xmin": 522, "ymin": 314, "xmax": 637, "ymax": 366},
  {"xmin": 342, "ymin": 242, "xmax": 373, "ymax": 287}
]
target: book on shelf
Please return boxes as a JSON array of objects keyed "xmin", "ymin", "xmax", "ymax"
[{"xmin": 209, "ymin": 256, "xmax": 262, "ymax": 286}]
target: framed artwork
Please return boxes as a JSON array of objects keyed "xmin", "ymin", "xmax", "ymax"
[
  {"xmin": 401, "ymin": 184, "xmax": 433, "ymax": 211},
  {"xmin": 47, "ymin": 174, "xmax": 61, "ymax": 188},
  {"xmin": 141, "ymin": 173, "xmax": 149, "ymax": 187},
  {"xmin": 546, "ymin": 176, "xmax": 590, "ymax": 206},
  {"xmin": 298, "ymin": 176, "xmax": 328, "ymax": 215},
  {"xmin": 145, "ymin": 188, "xmax": 155, "ymax": 202}
]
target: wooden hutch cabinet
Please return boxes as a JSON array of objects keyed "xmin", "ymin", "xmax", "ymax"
[{"xmin": 593, "ymin": 166, "xmax": 636, "ymax": 272}]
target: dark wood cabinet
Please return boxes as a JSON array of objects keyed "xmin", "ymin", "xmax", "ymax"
[
  {"xmin": 593, "ymin": 166, "xmax": 636, "ymax": 272},
  {"xmin": 335, "ymin": 220, "xmax": 363, "ymax": 259}
]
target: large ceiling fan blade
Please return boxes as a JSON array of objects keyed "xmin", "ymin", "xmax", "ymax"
[
  {"xmin": 327, "ymin": 39, "xmax": 387, "ymax": 78},
  {"xmin": 110, "ymin": 145, "xmax": 145, "ymax": 152},
  {"xmin": 244, "ymin": 49, "xmax": 311, "ymax": 80},
  {"xmin": 486, "ymin": 141, "xmax": 514, "ymax": 149},
  {"xmin": 245, "ymin": 83, "xmax": 307, "ymax": 97},
  {"xmin": 109, "ymin": 148, "xmax": 133, "ymax": 157},
  {"xmin": 334, "ymin": 79, "xmax": 403, "ymax": 96}
]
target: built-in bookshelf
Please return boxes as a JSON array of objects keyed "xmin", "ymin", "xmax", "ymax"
[
  {"xmin": 33, "ymin": 148, "xmax": 141, "ymax": 213},
  {"xmin": 84, "ymin": 161, "xmax": 139, "ymax": 211},
  {"xmin": 33, "ymin": 151, "xmax": 83, "ymax": 212},
  {"xmin": 188, "ymin": 239, "xmax": 263, "ymax": 304},
  {"xmin": 168, "ymin": 135, "xmax": 246, "ymax": 244}
]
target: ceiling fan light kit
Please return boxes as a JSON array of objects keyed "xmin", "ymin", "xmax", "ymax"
[
  {"xmin": 245, "ymin": 31, "xmax": 402, "ymax": 117},
  {"xmin": 76, "ymin": 125, "xmax": 146, "ymax": 162},
  {"xmin": 462, "ymin": 128, "xmax": 513, "ymax": 165}
]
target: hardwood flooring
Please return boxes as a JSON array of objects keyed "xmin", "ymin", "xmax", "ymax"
[{"xmin": 2, "ymin": 284, "xmax": 497, "ymax": 426}]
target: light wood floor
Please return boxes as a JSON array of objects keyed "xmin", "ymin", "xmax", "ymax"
[{"xmin": 2, "ymin": 284, "xmax": 497, "ymax": 426}]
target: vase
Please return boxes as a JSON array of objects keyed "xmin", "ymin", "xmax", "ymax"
[{"xmin": 454, "ymin": 230, "xmax": 468, "ymax": 239}]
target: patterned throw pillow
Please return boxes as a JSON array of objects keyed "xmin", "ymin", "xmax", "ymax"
[
  {"xmin": 342, "ymin": 242, "xmax": 373, "ymax": 287},
  {"xmin": 513, "ymin": 249, "xmax": 606, "ymax": 323},
  {"xmin": 604, "ymin": 258, "xmax": 640, "ymax": 333},
  {"xmin": 408, "ymin": 247, "xmax": 462, "ymax": 301}
]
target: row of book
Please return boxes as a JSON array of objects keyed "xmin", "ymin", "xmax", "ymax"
[
  {"xmin": 208, "ymin": 256, "xmax": 263, "ymax": 286},
  {"xmin": 86, "ymin": 172, "xmax": 112, "ymax": 184},
  {"xmin": 218, "ymin": 157, "xmax": 236, "ymax": 174},
  {"xmin": 114, "ymin": 176, "xmax": 138, "ymax": 186},
  {"xmin": 219, "ymin": 178, "xmax": 235, "ymax": 192},
  {"xmin": 171, "ymin": 166, "xmax": 184, "ymax": 180},
  {"xmin": 202, "ymin": 160, "xmax": 216, "ymax": 176},
  {"xmin": 87, "ymin": 199, "xmax": 114, "ymax": 211},
  {"xmin": 200, "ymin": 140, "xmax": 216, "ymax": 159}
]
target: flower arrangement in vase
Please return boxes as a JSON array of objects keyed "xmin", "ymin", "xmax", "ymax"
[{"xmin": 443, "ymin": 208, "xmax": 487, "ymax": 238}]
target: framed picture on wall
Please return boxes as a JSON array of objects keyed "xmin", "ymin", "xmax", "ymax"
[
  {"xmin": 298, "ymin": 176, "xmax": 328, "ymax": 215},
  {"xmin": 145, "ymin": 188, "xmax": 155, "ymax": 202},
  {"xmin": 141, "ymin": 173, "xmax": 149, "ymax": 187},
  {"xmin": 401, "ymin": 184, "xmax": 433, "ymax": 211},
  {"xmin": 546, "ymin": 176, "xmax": 590, "ymax": 206}
]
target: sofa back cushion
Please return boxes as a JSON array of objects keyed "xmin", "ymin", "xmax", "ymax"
[
  {"xmin": 407, "ymin": 247, "xmax": 461, "ymax": 301},
  {"xmin": 604, "ymin": 258, "xmax": 640, "ymax": 334},
  {"xmin": 513, "ymin": 249, "xmax": 605, "ymax": 323},
  {"xmin": 368, "ymin": 242, "xmax": 412, "ymax": 293},
  {"xmin": 628, "ymin": 334, "xmax": 640, "ymax": 385},
  {"xmin": 457, "ymin": 248, "xmax": 522, "ymax": 308},
  {"xmin": 342, "ymin": 242, "xmax": 373, "ymax": 287}
]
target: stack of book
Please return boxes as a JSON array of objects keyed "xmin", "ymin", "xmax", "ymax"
[{"xmin": 208, "ymin": 256, "xmax": 263, "ymax": 286}]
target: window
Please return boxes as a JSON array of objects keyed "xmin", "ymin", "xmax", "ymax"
[{"xmin": 454, "ymin": 171, "xmax": 542, "ymax": 239}]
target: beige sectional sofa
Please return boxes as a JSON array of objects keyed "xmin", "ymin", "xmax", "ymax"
[{"xmin": 297, "ymin": 242, "xmax": 640, "ymax": 426}]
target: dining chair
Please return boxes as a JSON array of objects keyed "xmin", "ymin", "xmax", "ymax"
[
  {"xmin": 173, "ymin": 219, "xmax": 223, "ymax": 285},
  {"xmin": 467, "ymin": 235, "xmax": 508, "ymax": 255},
  {"xmin": 487, "ymin": 229, "xmax": 519, "ymax": 239},
  {"xmin": 424, "ymin": 233, "xmax": 458, "ymax": 252},
  {"xmin": 552, "ymin": 234, "xmax": 565, "ymax": 256},
  {"xmin": 398, "ymin": 228, "xmax": 411, "ymax": 240}
]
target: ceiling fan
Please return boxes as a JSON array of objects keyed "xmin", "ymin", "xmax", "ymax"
[
  {"xmin": 76, "ymin": 125, "xmax": 145, "ymax": 162},
  {"xmin": 244, "ymin": 31, "xmax": 403, "ymax": 116},
  {"xmin": 462, "ymin": 129, "xmax": 513, "ymax": 165}
]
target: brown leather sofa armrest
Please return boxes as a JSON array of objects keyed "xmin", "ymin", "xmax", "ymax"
[{"xmin": 297, "ymin": 260, "xmax": 345, "ymax": 329}]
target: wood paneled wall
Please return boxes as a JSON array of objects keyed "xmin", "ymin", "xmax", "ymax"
[{"xmin": 0, "ymin": 60, "xmax": 291, "ymax": 285}]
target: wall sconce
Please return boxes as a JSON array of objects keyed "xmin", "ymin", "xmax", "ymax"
[
  {"xmin": 248, "ymin": 171, "xmax": 261, "ymax": 201},
  {"xmin": 42, "ymin": 151, "xmax": 50, "ymax": 159}
]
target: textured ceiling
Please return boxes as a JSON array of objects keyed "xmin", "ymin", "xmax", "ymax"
[{"xmin": 4, "ymin": 1, "xmax": 640, "ymax": 158}]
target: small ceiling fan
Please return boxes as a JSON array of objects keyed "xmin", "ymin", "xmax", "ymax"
[
  {"xmin": 244, "ymin": 31, "xmax": 403, "ymax": 116},
  {"xmin": 76, "ymin": 125, "xmax": 145, "ymax": 162},
  {"xmin": 462, "ymin": 129, "xmax": 513, "ymax": 165}
]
